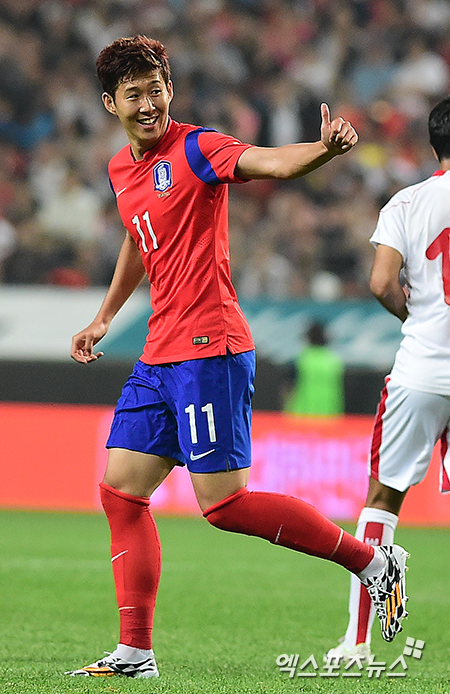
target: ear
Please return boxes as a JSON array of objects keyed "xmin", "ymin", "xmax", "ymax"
[
  {"xmin": 431, "ymin": 146, "xmax": 439, "ymax": 162},
  {"xmin": 102, "ymin": 92, "xmax": 117, "ymax": 116},
  {"xmin": 167, "ymin": 80, "xmax": 174, "ymax": 103}
]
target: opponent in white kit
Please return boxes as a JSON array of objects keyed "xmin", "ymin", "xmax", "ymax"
[{"xmin": 327, "ymin": 97, "xmax": 450, "ymax": 662}]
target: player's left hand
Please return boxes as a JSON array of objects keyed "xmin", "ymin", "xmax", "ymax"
[{"xmin": 320, "ymin": 103, "xmax": 358, "ymax": 155}]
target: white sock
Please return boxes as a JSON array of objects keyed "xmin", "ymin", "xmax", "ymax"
[
  {"xmin": 357, "ymin": 545, "xmax": 385, "ymax": 581},
  {"xmin": 343, "ymin": 507, "xmax": 398, "ymax": 648},
  {"xmin": 114, "ymin": 643, "xmax": 154, "ymax": 662}
]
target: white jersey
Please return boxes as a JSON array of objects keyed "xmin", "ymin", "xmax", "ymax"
[{"xmin": 371, "ymin": 170, "xmax": 450, "ymax": 395}]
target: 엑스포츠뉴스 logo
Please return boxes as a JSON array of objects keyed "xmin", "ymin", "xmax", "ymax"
[{"xmin": 153, "ymin": 161, "xmax": 172, "ymax": 192}]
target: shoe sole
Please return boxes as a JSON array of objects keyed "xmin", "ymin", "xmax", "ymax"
[{"xmin": 67, "ymin": 668, "xmax": 159, "ymax": 678}]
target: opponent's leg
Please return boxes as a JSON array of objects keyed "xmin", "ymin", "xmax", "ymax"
[
  {"xmin": 326, "ymin": 478, "xmax": 405, "ymax": 661},
  {"xmin": 327, "ymin": 383, "xmax": 450, "ymax": 658},
  {"xmin": 344, "ymin": 508, "xmax": 398, "ymax": 646}
]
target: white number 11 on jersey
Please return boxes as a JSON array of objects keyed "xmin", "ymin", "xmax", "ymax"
[{"xmin": 132, "ymin": 211, "xmax": 159, "ymax": 252}]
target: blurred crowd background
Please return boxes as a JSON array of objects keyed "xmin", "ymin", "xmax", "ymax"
[{"xmin": 0, "ymin": 0, "xmax": 449, "ymax": 299}]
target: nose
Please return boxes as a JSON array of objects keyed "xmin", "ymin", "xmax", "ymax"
[{"xmin": 140, "ymin": 95, "xmax": 155, "ymax": 110}]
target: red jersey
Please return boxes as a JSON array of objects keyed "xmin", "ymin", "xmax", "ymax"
[{"xmin": 108, "ymin": 118, "xmax": 255, "ymax": 364}]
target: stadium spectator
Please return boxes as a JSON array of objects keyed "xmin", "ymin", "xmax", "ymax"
[
  {"xmin": 37, "ymin": 164, "xmax": 102, "ymax": 244},
  {"xmin": 284, "ymin": 320, "xmax": 345, "ymax": 416},
  {"xmin": 0, "ymin": 215, "xmax": 16, "ymax": 280},
  {"xmin": 0, "ymin": 0, "xmax": 448, "ymax": 294},
  {"xmin": 327, "ymin": 96, "xmax": 450, "ymax": 663}
]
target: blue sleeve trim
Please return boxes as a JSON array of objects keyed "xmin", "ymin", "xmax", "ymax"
[{"xmin": 184, "ymin": 128, "xmax": 222, "ymax": 185}]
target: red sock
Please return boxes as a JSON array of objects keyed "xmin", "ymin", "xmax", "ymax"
[
  {"xmin": 100, "ymin": 483, "xmax": 161, "ymax": 650},
  {"xmin": 203, "ymin": 488, "xmax": 374, "ymax": 574}
]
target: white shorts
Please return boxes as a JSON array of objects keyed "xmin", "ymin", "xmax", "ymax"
[{"xmin": 369, "ymin": 378, "xmax": 450, "ymax": 493}]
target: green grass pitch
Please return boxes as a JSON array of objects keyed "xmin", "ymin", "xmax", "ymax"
[{"xmin": 0, "ymin": 509, "xmax": 449, "ymax": 693}]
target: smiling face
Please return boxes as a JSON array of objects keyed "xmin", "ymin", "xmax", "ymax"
[{"xmin": 102, "ymin": 70, "xmax": 173, "ymax": 160}]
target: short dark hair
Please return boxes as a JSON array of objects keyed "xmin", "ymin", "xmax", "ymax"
[
  {"xmin": 307, "ymin": 321, "xmax": 327, "ymax": 346},
  {"xmin": 429, "ymin": 97, "xmax": 450, "ymax": 161},
  {"xmin": 96, "ymin": 35, "xmax": 171, "ymax": 97}
]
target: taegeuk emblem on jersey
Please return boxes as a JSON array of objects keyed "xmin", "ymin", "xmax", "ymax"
[{"xmin": 153, "ymin": 161, "xmax": 173, "ymax": 192}]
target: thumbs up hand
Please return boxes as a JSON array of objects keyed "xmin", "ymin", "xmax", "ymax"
[{"xmin": 320, "ymin": 103, "xmax": 358, "ymax": 155}]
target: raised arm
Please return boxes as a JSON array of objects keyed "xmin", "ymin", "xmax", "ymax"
[
  {"xmin": 235, "ymin": 103, "xmax": 358, "ymax": 180},
  {"xmin": 370, "ymin": 244, "xmax": 408, "ymax": 322},
  {"xmin": 71, "ymin": 232, "xmax": 147, "ymax": 363}
]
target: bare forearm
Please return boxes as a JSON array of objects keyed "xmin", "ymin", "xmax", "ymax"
[
  {"xmin": 236, "ymin": 104, "xmax": 358, "ymax": 181},
  {"xmin": 370, "ymin": 245, "xmax": 407, "ymax": 322},
  {"xmin": 71, "ymin": 232, "xmax": 146, "ymax": 364},
  {"xmin": 240, "ymin": 141, "xmax": 335, "ymax": 180},
  {"xmin": 371, "ymin": 283, "xmax": 408, "ymax": 322}
]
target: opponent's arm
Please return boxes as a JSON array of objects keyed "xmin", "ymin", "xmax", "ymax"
[
  {"xmin": 369, "ymin": 244, "xmax": 408, "ymax": 322},
  {"xmin": 235, "ymin": 103, "xmax": 358, "ymax": 180},
  {"xmin": 71, "ymin": 232, "xmax": 146, "ymax": 363}
]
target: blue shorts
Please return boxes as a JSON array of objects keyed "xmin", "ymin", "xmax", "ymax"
[{"xmin": 106, "ymin": 350, "xmax": 255, "ymax": 473}]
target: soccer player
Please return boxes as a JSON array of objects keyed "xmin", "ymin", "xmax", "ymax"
[
  {"xmin": 68, "ymin": 35, "xmax": 408, "ymax": 678},
  {"xmin": 327, "ymin": 97, "xmax": 450, "ymax": 663}
]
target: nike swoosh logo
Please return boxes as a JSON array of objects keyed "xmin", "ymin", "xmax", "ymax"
[
  {"xmin": 116, "ymin": 187, "xmax": 127, "ymax": 197},
  {"xmin": 190, "ymin": 449, "xmax": 215, "ymax": 461},
  {"xmin": 111, "ymin": 549, "xmax": 128, "ymax": 562}
]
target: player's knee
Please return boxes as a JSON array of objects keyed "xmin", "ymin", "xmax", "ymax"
[{"xmin": 203, "ymin": 487, "xmax": 249, "ymax": 531}]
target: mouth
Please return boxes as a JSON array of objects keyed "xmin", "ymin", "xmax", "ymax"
[{"xmin": 137, "ymin": 115, "xmax": 159, "ymax": 127}]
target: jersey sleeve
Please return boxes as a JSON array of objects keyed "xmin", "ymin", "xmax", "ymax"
[
  {"xmin": 370, "ymin": 191, "xmax": 409, "ymax": 260},
  {"xmin": 184, "ymin": 128, "xmax": 253, "ymax": 185}
]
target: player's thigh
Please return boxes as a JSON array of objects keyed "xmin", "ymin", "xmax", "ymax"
[
  {"xmin": 161, "ymin": 350, "xmax": 255, "ymax": 474},
  {"xmin": 107, "ymin": 360, "xmax": 188, "ymax": 465},
  {"xmin": 370, "ymin": 380, "xmax": 450, "ymax": 491},
  {"xmin": 104, "ymin": 448, "xmax": 178, "ymax": 497}
]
